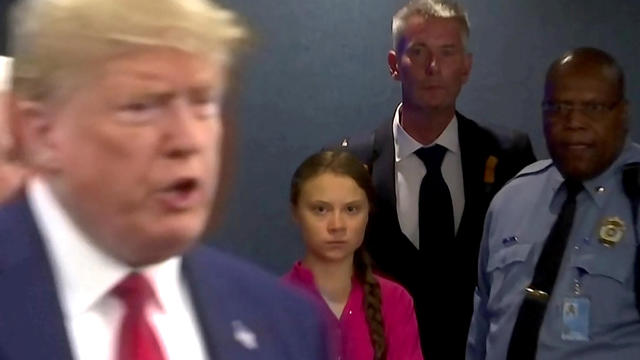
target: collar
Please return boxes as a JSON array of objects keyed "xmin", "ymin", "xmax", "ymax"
[
  {"xmin": 27, "ymin": 177, "xmax": 182, "ymax": 319},
  {"xmin": 288, "ymin": 261, "xmax": 316, "ymax": 287},
  {"xmin": 286, "ymin": 261, "xmax": 361, "ymax": 297},
  {"xmin": 393, "ymin": 103, "xmax": 460, "ymax": 162}
]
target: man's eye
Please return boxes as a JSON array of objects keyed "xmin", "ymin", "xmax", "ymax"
[
  {"xmin": 408, "ymin": 47, "xmax": 425, "ymax": 57},
  {"xmin": 192, "ymin": 94, "xmax": 218, "ymax": 106},
  {"xmin": 116, "ymin": 99, "xmax": 164, "ymax": 124},
  {"xmin": 584, "ymin": 103, "xmax": 606, "ymax": 112},
  {"xmin": 346, "ymin": 206, "xmax": 359, "ymax": 214},
  {"xmin": 543, "ymin": 102, "xmax": 567, "ymax": 113},
  {"xmin": 441, "ymin": 48, "xmax": 456, "ymax": 56},
  {"xmin": 124, "ymin": 101, "xmax": 155, "ymax": 112}
]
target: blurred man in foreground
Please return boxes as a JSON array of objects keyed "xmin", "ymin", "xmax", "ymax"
[{"xmin": 0, "ymin": 1, "xmax": 329, "ymax": 359}]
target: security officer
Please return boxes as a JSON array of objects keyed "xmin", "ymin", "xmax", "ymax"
[{"xmin": 467, "ymin": 47, "xmax": 640, "ymax": 360}]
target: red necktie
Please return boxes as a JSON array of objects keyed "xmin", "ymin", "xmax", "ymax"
[{"xmin": 112, "ymin": 273, "xmax": 166, "ymax": 360}]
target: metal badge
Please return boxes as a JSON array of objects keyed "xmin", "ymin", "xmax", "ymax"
[{"xmin": 599, "ymin": 216, "xmax": 625, "ymax": 247}]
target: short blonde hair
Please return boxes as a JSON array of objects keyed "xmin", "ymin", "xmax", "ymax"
[
  {"xmin": 10, "ymin": 0, "xmax": 249, "ymax": 101},
  {"xmin": 392, "ymin": 0, "xmax": 469, "ymax": 52}
]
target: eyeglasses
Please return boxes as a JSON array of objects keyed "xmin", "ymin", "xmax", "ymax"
[{"xmin": 542, "ymin": 100, "xmax": 623, "ymax": 118}]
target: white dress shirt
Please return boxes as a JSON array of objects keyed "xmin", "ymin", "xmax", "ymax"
[
  {"xmin": 27, "ymin": 177, "xmax": 209, "ymax": 360},
  {"xmin": 393, "ymin": 103, "xmax": 465, "ymax": 249}
]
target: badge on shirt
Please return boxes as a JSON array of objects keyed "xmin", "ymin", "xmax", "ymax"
[
  {"xmin": 561, "ymin": 297, "xmax": 590, "ymax": 341},
  {"xmin": 599, "ymin": 216, "xmax": 625, "ymax": 247}
]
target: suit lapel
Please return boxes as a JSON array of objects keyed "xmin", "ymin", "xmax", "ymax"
[
  {"xmin": 456, "ymin": 113, "xmax": 490, "ymax": 240},
  {"xmin": 183, "ymin": 248, "xmax": 259, "ymax": 360},
  {"xmin": 0, "ymin": 199, "xmax": 74, "ymax": 360}
]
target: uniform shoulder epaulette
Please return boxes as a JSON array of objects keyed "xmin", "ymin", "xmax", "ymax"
[{"xmin": 513, "ymin": 159, "xmax": 554, "ymax": 179}]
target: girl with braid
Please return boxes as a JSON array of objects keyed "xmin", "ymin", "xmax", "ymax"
[{"xmin": 283, "ymin": 150, "xmax": 423, "ymax": 360}]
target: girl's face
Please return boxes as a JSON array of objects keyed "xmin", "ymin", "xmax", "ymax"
[{"xmin": 294, "ymin": 172, "xmax": 369, "ymax": 264}]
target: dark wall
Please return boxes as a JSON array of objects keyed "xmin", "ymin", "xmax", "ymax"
[{"xmin": 2, "ymin": 0, "xmax": 639, "ymax": 274}]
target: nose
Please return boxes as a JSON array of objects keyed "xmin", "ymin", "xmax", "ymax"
[
  {"xmin": 425, "ymin": 54, "xmax": 439, "ymax": 75},
  {"xmin": 563, "ymin": 108, "xmax": 589, "ymax": 130},
  {"xmin": 164, "ymin": 98, "xmax": 202, "ymax": 158},
  {"xmin": 327, "ymin": 211, "xmax": 346, "ymax": 234}
]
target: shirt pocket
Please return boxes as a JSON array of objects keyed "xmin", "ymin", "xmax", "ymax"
[
  {"xmin": 487, "ymin": 243, "xmax": 533, "ymax": 272},
  {"xmin": 486, "ymin": 243, "xmax": 534, "ymax": 314},
  {"xmin": 572, "ymin": 245, "xmax": 638, "ymax": 332},
  {"xmin": 572, "ymin": 242, "xmax": 634, "ymax": 284}
]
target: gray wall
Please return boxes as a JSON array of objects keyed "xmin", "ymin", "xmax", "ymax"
[
  {"xmin": 211, "ymin": 0, "xmax": 640, "ymax": 274},
  {"xmin": 2, "ymin": 0, "xmax": 639, "ymax": 274}
]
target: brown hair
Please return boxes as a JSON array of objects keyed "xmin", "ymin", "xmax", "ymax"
[{"xmin": 290, "ymin": 150, "xmax": 387, "ymax": 360}]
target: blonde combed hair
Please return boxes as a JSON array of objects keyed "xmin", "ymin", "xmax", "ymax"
[
  {"xmin": 10, "ymin": 0, "xmax": 249, "ymax": 101},
  {"xmin": 392, "ymin": 0, "xmax": 469, "ymax": 52}
]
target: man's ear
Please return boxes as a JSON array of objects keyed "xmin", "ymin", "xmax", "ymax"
[
  {"xmin": 13, "ymin": 98, "xmax": 61, "ymax": 171},
  {"xmin": 388, "ymin": 50, "xmax": 401, "ymax": 81}
]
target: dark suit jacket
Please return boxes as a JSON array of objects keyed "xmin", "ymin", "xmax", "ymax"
[
  {"xmin": 0, "ymin": 197, "xmax": 329, "ymax": 360},
  {"xmin": 338, "ymin": 111, "xmax": 536, "ymax": 359}
]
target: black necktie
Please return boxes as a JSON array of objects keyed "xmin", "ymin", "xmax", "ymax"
[
  {"xmin": 414, "ymin": 145, "xmax": 456, "ymax": 358},
  {"xmin": 415, "ymin": 144, "xmax": 455, "ymax": 249},
  {"xmin": 507, "ymin": 180, "xmax": 583, "ymax": 360}
]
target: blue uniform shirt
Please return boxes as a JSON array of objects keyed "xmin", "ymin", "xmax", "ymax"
[{"xmin": 467, "ymin": 142, "xmax": 640, "ymax": 360}]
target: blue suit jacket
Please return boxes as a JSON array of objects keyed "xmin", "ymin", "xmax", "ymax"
[{"xmin": 0, "ymin": 197, "xmax": 329, "ymax": 360}]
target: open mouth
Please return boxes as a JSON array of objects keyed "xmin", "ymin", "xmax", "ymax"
[
  {"xmin": 158, "ymin": 177, "xmax": 202, "ymax": 210},
  {"xmin": 172, "ymin": 178, "xmax": 198, "ymax": 193}
]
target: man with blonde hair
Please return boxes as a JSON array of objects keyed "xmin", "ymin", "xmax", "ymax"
[
  {"xmin": 0, "ymin": 1, "xmax": 329, "ymax": 359},
  {"xmin": 338, "ymin": 0, "xmax": 535, "ymax": 357}
]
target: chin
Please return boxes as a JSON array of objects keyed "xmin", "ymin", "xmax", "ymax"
[
  {"xmin": 558, "ymin": 164, "xmax": 596, "ymax": 181},
  {"xmin": 125, "ymin": 230, "xmax": 202, "ymax": 266}
]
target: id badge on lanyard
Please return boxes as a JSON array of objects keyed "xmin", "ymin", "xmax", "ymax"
[{"xmin": 561, "ymin": 270, "xmax": 590, "ymax": 341}]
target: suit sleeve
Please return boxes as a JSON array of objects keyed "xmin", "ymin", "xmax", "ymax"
[{"xmin": 466, "ymin": 207, "xmax": 494, "ymax": 360}]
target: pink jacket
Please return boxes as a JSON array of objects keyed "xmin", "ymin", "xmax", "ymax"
[{"xmin": 283, "ymin": 262, "xmax": 424, "ymax": 360}]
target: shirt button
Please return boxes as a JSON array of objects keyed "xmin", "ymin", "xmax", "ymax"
[
  {"xmin": 348, "ymin": 310, "xmax": 353, "ymax": 315},
  {"xmin": 596, "ymin": 186, "xmax": 605, "ymax": 193}
]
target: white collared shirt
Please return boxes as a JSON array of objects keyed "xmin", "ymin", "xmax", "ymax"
[
  {"xmin": 27, "ymin": 177, "xmax": 208, "ymax": 360},
  {"xmin": 393, "ymin": 103, "xmax": 465, "ymax": 249}
]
